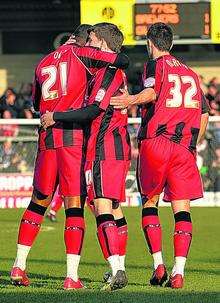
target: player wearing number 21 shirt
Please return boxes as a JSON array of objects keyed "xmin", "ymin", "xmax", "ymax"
[
  {"xmin": 110, "ymin": 22, "xmax": 209, "ymax": 289},
  {"xmin": 41, "ymin": 23, "xmax": 130, "ymax": 290},
  {"xmin": 10, "ymin": 23, "xmax": 129, "ymax": 289}
]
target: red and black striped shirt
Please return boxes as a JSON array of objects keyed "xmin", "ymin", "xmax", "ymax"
[
  {"xmin": 86, "ymin": 66, "xmax": 131, "ymax": 161},
  {"xmin": 139, "ymin": 54, "xmax": 209, "ymax": 152},
  {"xmin": 32, "ymin": 44, "xmax": 128, "ymax": 150}
]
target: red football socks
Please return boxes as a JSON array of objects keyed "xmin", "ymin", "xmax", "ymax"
[
  {"xmin": 18, "ymin": 202, "xmax": 46, "ymax": 246},
  {"xmin": 142, "ymin": 208, "xmax": 162, "ymax": 254},
  {"xmin": 96, "ymin": 214, "xmax": 119, "ymax": 259},
  {"xmin": 115, "ymin": 217, "xmax": 128, "ymax": 256},
  {"xmin": 64, "ymin": 208, "xmax": 85, "ymax": 255},
  {"xmin": 174, "ymin": 212, "xmax": 192, "ymax": 257}
]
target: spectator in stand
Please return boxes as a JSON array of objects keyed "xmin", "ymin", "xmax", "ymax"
[
  {"xmin": 0, "ymin": 139, "xmax": 16, "ymax": 171},
  {"xmin": 0, "ymin": 88, "xmax": 21, "ymax": 118},
  {"xmin": 210, "ymin": 99, "xmax": 220, "ymax": 116},
  {"xmin": 213, "ymin": 90, "xmax": 220, "ymax": 113},
  {"xmin": 0, "ymin": 110, "xmax": 19, "ymax": 137},
  {"xmin": 18, "ymin": 83, "xmax": 37, "ymax": 119},
  {"xmin": 205, "ymin": 84, "xmax": 218, "ymax": 105},
  {"xmin": 0, "ymin": 139, "xmax": 28, "ymax": 173},
  {"xmin": 209, "ymin": 77, "xmax": 220, "ymax": 87}
]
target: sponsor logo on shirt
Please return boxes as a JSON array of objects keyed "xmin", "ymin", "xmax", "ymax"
[{"xmin": 95, "ymin": 88, "xmax": 106, "ymax": 102}]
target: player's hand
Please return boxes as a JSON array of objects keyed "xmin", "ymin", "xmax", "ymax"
[
  {"xmin": 64, "ymin": 35, "xmax": 76, "ymax": 45},
  {"xmin": 40, "ymin": 112, "xmax": 55, "ymax": 129},
  {"xmin": 110, "ymin": 89, "xmax": 131, "ymax": 109}
]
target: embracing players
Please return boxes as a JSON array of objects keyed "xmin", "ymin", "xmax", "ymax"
[
  {"xmin": 41, "ymin": 23, "xmax": 130, "ymax": 291},
  {"xmin": 111, "ymin": 22, "xmax": 209, "ymax": 289},
  {"xmin": 10, "ymin": 24, "xmax": 129, "ymax": 289}
]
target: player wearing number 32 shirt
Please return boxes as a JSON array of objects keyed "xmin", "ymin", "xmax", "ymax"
[{"xmin": 110, "ymin": 23, "xmax": 209, "ymax": 289}]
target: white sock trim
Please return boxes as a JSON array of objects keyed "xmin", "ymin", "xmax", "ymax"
[
  {"xmin": 152, "ymin": 251, "xmax": 163, "ymax": 270},
  {"xmin": 119, "ymin": 255, "xmax": 126, "ymax": 271},
  {"xmin": 172, "ymin": 256, "xmax": 186, "ymax": 276},
  {"xmin": 13, "ymin": 244, "xmax": 31, "ymax": 271},
  {"xmin": 107, "ymin": 255, "xmax": 120, "ymax": 276},
  {"xmin": 66, "ymin": 254, "xmax": 81, "ymax": 281}
]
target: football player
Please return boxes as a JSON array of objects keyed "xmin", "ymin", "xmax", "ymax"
[
  {"xmin": 41, "ymin": 23, "xmax": 130, "ymax": 290},
  {"xmin": 110, "ymin": 22, "xmax": 209, "ymax": 289},
  {"xmin": 10, "ymin": 24, "xmax": 129, "ymax": 290}
]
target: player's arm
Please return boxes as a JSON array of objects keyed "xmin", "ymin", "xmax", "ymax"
[
  {"xmin": 73, "ymin": 46, "xmax": 129, "ymax": 70},
  {"xmin": 110, "ymin": 87, "xmax": 156, "ymax": 109},
  {"xmin": 32, "ymin": 71, "xmax": 41, "ymax": 111},
  {"xmin": 52, "ymin": 104, "xmax": 103, "ymax": 124},
  {"xmin": 40, "ymin": 67, "xmax": 120, "ymax": 128},
  {"xmin": 197, "ymin": 92, "xmax": 210, "ymax": 144},
  {"xmin": 110, "ymin": 60, "xmax": 158, "ymax": 108}
]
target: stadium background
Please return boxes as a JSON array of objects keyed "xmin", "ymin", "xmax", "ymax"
[{"xmin": 0, "ymin": 1, "xmax": 219, "ymax": 302}]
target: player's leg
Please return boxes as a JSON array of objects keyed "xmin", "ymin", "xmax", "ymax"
[
  {"xmin": 103, "ymin": 203, "xmax": 128, "ymax": 283},
  {"xmin": 138, "ymin": 138, "xmax": 169, "ymax": 285},
  {"xmin": 112, "ymin": 203, "xmax": 128, "ymax": 272},
  {"xmin": 63, "ymin": 196, "xmax": 86, "ymax": 289},
  {"xmin": 86, "ymin": 160, "xmax": 128, "ymax": 290},
  {"xmin": 142, "ymin": 194, "xmax": 167, "ymax": 286},
  {"xmin": 11, "ymin": 150, "xmax": 57, "ymax": 286},
  {"xmin": 58, "ymin": 146, "xmax": 86, "ymax": 289},
  {"xmin": 164, "ymin": 144, "xmax": 203, "ymax": 288},
  {"xmin": 94, "ymin": 198, "xmax": 127, "ymax": 290},
  {"xmin": 94, "ymin": 198, "xmax": 120, "ymax": 276},
  {"xmin": 46, "ymin": 185, "xmax": 63, "ymax": 222},
  {"xmin": 165, "ymin": 200, "xmax": 191, "ymax": 288}
]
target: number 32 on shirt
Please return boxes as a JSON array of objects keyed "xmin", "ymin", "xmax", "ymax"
[{"xmin": 166, "ymin": 74, "xmax": 199, "ymax": 109}]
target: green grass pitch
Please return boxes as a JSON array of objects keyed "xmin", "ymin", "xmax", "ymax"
[{"xmin": 0, "ymin": 207, "xmax": 219, "ymax": 303}]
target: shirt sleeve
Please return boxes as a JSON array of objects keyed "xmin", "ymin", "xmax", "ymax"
[
  {"xmin": 142, "ymin": 59, "xmax": 163, "ymax": 96},
  {"xmin": 142, "ymin": 60, "xmax": 156, "ymax": 89},
  {"xmin": 53, "ymin": 104, "xmax": 102, "ymax": 124},
  {"xmin": 88, "ymin": 66, "xmax": 124, "ymax": 111},
  {"xmin": 73, "ymin": 46, "xmax": 129, "ymax": 71}
]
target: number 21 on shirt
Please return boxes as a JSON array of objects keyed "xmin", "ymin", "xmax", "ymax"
[{"xmin": 41, "ymin": 62, "xmax": 67, "ymax": 101}]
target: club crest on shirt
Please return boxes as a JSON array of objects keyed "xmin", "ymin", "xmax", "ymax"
[
  {"xmin": 95, "ymin": 89, "xmax": 106, "ymax": 102},
  {"xmin": 144, "ymin": 77, "xmax": 155, "ymax": 88}
]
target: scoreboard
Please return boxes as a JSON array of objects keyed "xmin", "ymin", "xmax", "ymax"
[
  {"xmin": 81, "ymin": 0, "xmax": 220, "ymax": 45},
  {"xmin": 134, "ymin": 3, "xmax": 210, "ymax": 41}
]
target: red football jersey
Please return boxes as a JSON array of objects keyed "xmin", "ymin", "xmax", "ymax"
[
  {"xmin": 32, "ymin": 44, "xmax": 120, "ymax": 150},
  {"xmin": 86, "ymin": 66, "xmax": 131, "ymax": 161},
  {"xmin": 139, "ymin": 54, "xmax": 209, "ymax": 152}
]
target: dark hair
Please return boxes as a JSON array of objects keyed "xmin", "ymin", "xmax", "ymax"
[
  {"xmin": 88, "ymin": 22, "xmax": 124, "ymax": 53},
  {"xmin": 147, "ymin": 22, "xmax": 173, "ymax": 51},
  {"xmin": 73, "ymin": 24, "xmax": 92, "ymax": 46}
]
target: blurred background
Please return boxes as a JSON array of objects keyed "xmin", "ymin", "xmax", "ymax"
[{"xmin": 0, "ymin": 0, "xmax": 219, "ymax": 208}]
